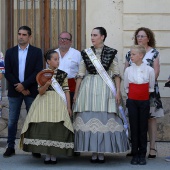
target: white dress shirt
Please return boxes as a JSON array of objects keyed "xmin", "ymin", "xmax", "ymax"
[
  {"xmin": 55, "ymin": 47, "xmax": 82, "ymax": 79},
  {"xmin": 124, "ymin": 63, "xmax": 155, "ymax": 93},
  {"xmin": 18, "ymin": 44, "xmax": 29, "ymax": 83}
]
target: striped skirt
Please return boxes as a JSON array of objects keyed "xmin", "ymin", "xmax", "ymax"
[
  {"xmin": 73, "ymin": 75, "xmax": 130, "ymax": 153},
  {"xmin": 20, "ymin": 91, "xmax": 74, "ymax": 156}
]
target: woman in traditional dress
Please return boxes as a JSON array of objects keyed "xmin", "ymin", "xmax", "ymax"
[
  {"xmin": 20, "ymin": 50, "xmax": 74, "ymax": 164},
  {"xmin": 124, "ymin": 27, "xmax": 164, "ymax": 158},
  {"xmin": 73, "ymin": 27, "xmax": 130, "ymax": 163}
]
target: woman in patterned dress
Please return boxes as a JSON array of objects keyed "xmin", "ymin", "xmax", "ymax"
[
  {"xmin": 20, "ymin": 51, "xmax": 74, "ymax": 164},
  {"xmin": 124, "ymin": 27, "xmax": 164, "ymax": 158},
  {"xmin": 0, "ymin": 52, "xmax": 5, "ymax": 117},
  {"xmin": 73, "ymin": 27, "xmax": 130, "ymax": 163}
]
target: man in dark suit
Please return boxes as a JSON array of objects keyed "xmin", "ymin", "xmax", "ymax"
[{"xmin": 3, "ymin": 26, "xmax": 43, "ymax": 157}]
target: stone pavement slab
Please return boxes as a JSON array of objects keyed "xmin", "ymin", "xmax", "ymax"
[
  {"xmin": 0, "ymin": 154, "xmax": 170, "ymax": 170},
  {"xmin": 0, "ymin": 139, "xmax": 170, "ymax": 170}
]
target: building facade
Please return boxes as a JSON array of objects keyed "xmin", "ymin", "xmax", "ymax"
[{"xmin": 0, "ymin": 0, "xmax": 170, "ymax": 140}]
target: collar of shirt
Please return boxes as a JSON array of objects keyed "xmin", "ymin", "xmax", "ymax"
[
  {"xmin": 131, "ymin": 62, "xmax": 145, "ymax": 68},
  {"xmin": 18, "ymin": 44, "xmax": 29, "ymax": 51}
]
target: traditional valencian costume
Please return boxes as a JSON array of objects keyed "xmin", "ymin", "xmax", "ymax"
[
  {"xmin": 73, "ymin": 45, "xmax": 130, "ymax": 153},
  {"xmin": 125, "ymin": 48, "xmax": 164, "ymax": 118},
  {"xmin": 124, "ymin": 62, "xmax": 155, "ymax": 159},
  {"xmin": 20, "ymin": 68, "xmax": 74, "ymax": 156}
]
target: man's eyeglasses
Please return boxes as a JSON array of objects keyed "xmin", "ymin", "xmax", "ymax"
[
  {"xmin": 136, "ymin": 35, "xmax": 147, "ymax": 39},
  {"xmin": 58, "ymin": 37, "xmax": 71, "ymax": 41}
]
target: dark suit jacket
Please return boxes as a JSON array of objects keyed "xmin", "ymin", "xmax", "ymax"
[{"xmin": 5, "ymin": 45, "xmax": 43, "ymax": 98}]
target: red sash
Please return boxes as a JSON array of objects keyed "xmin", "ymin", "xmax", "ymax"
[
  {"xmin": 128, "ymin": 83, "xmax": 149, "ymax": 100},
  {"xmin": 68, "ymin": 78, "xmax": 76, "ymax": 92}
]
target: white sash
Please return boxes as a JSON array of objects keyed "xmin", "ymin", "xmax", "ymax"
[
  {"xmin": 51, "ymin": 76, "xmax": 67, "ymax": 105},
  {"xmin": 85, "ymin": 48, "xmax": 129, "ymax": 134}
]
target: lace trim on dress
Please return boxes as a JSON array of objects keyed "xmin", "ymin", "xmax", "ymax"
[
  {"xmin": 73, "ymin": 117, "xmax": 124, "ymax": 134},
  {"xmin": 24, "ymin": 138, "xmax": 74, "ymax": 149}
]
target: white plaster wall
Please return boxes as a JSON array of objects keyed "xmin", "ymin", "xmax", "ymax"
[{"xmin": 86, "ymin": 0, "xmax": 124, "ymax": 68}]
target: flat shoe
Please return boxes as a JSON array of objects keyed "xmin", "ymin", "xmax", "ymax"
[
  {"xmin": 51, "ymin": 160, "xmax": 58, "ymax": 164},
  {"xmin": 165, "ymin": 156, "xmax": 170, "ymax": 162},
  {"xmin": 98, "ymin": 159, "xmax": 105, "ymax": 163},
  {"xmin": 90, "ymin": 158, "xmax": 98, "ymax": 163},
  {"xmin": 44, "ymin": 160, "xmax": 51, "ymax": 164}
]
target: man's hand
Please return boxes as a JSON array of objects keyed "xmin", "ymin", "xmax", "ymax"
[
  {"xmin": 21, "ymin": 90, "xmax": 30, "ymax": 96},
  {"xmin": 14, "ymin": 83, "xmax": 24, "ymax": 92}
]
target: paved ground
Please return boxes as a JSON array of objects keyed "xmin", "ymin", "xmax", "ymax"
[{"xmin": 0, "ymin": 138, "xmax": 170, "ymax": 170}]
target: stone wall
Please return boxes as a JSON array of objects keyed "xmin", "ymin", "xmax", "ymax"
[
  {"xmin": 0, "ymin": 92, "xmax": 170, "ymax": 141},
  {"xmin": 0, "ymin": 94, "xmax": 27, "ymax": 138}
]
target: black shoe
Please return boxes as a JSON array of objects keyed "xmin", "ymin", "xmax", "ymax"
[
  {"xmin": 3, "ymin": 148, "xmax": 15, "ymax": 157},
  {"xmin": 98, "ymin": 158, "xmax": 105, "ymax": 163},
  {"xmin": 51, "ymin": 160, "xmax": 58, "ymax": 164},
  {"xmin": 44, "ymin": 160, "xmax": 51, "ymax": 164},
  {"xmin": 148, "ymin": 154, "xmax": 156, "ymax": 159},
  {"xmin": 90, "ymin": 158, "xmax": 98, "ymax": 163},
  {"xmin": 131, "ymin": 157, "xmax": 139, "ymax": 165},
  {"xmin": 139, "ymin": 157, "xmax": 146, "ymax": 165},
  {"xmin": 148, "ymin": 148, "xmax": 157, "ymax": 159},
  {"xmin": 32, "ymin": 153, "xmax": 41, "ymax": 158}
]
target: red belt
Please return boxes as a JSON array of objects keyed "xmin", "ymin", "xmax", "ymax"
[
  {"xmin": 128, "ymin": 83, "xmax": 149, "ymax": 100},
  {"xmin": 68, "ymin": 78, "xmax": 76, "ymax": 92}
]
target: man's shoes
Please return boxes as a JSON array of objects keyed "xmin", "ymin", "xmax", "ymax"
[
  {"xmin": 32, "ymin": 153, "xmax": 41, "ymax": 158},
  {"xmin": 130, "ymin": 157, "xmax": 139, "ymax": 165},
  {"xmin": 139, "ymin": 157, "xmax": 146, "ymax": 165},
  {"xmin": 3, "ymin": 148, "xmax": 15, "ymax": 157},
  {"xmin": 165, "ymin": 156, "xmax": 170, "ymax": 162}
]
